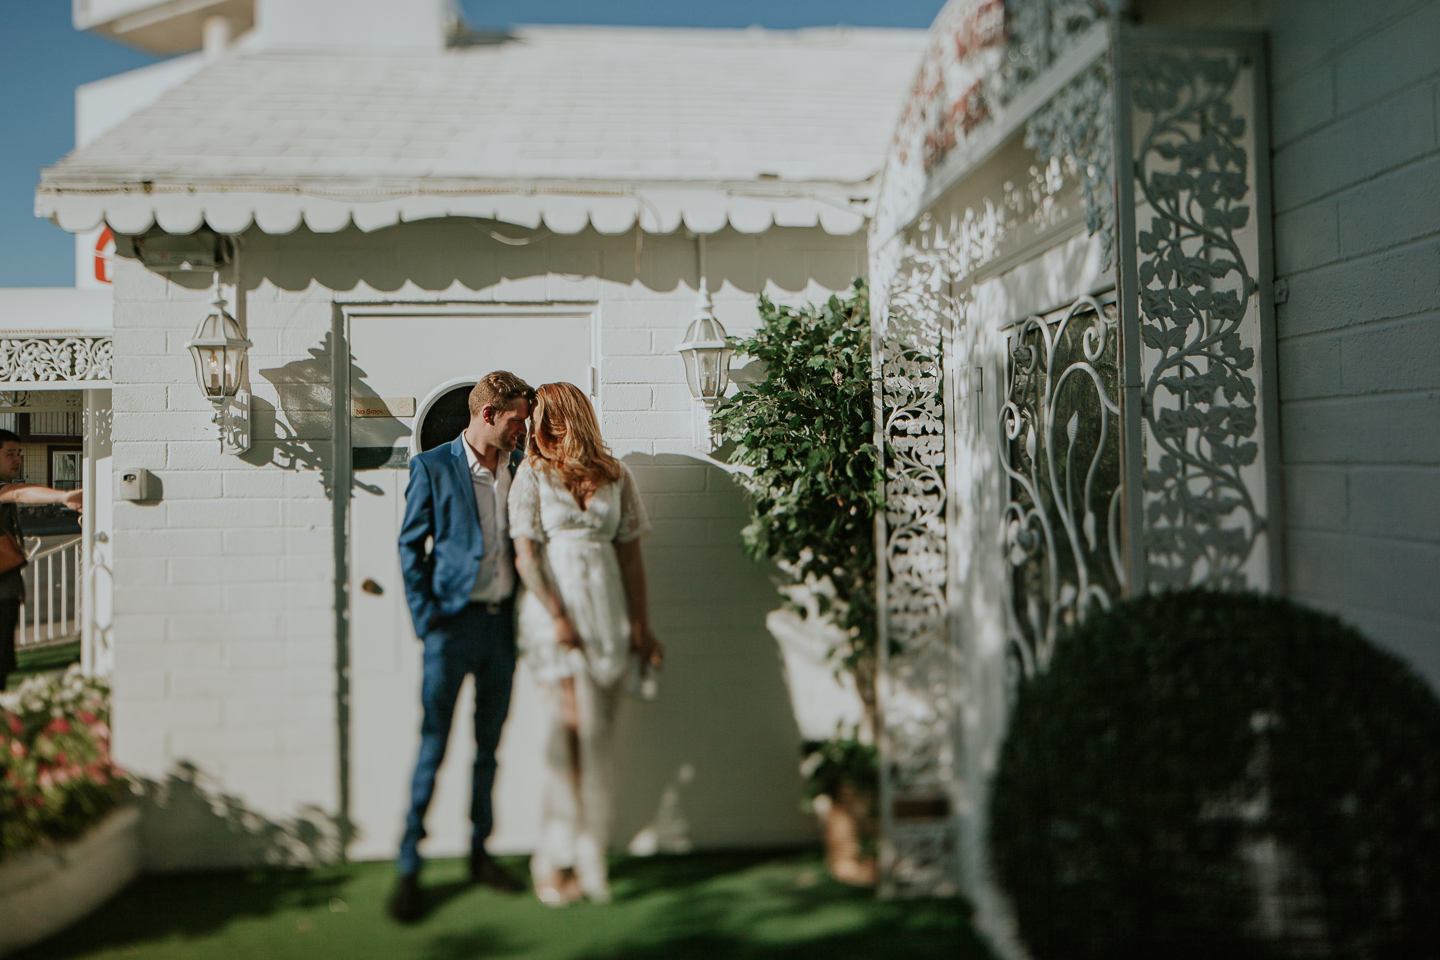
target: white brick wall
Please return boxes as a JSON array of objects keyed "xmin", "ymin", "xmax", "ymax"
[
  {"xmin": 109, "ymin": 251, "xmax": 341, "ymax": 870},
  {"xmin": 109, "ymin": 221, "xmax": 866, "ymax": 868},
  {"xmin": 1267, "ymin": 0, "xmax": 1440, "ymax": 686}
]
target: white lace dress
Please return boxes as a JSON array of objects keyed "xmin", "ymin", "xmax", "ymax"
[
  {"xmin": 508, "ymin": 460, "xmax": 650, "ymax": 685},
  {"xmin": 507, "ymin": 458, "xmax": 651, "ymax": 902}
]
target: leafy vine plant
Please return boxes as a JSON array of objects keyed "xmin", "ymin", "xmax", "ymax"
[
  {"xmin": 1132, "ymin": 52, "xmax": 1261, "ymax": 590},
  {"xmin": 710, "ymin": 280, "xmax": 885, "ymax": 727}
]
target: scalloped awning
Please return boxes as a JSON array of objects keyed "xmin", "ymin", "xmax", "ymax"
[
  {"xmin": 36, "ymin": 26, "xmax": 930, "ymax": 239},
  {"xmin": 36, "ymin": 179, "xmax": 871, "ymax": 237}
]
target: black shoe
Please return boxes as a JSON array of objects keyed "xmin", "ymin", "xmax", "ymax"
[
  {"xmin": 387, "ymin": 873, "xmax": 423, "ymax": 923},
  {"xmin": 470, "ymin": 850, "xmax": 524, "ymax": 892}
]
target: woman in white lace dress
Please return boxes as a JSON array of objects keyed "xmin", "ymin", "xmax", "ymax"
[{"xmin": 509, "ymin": 381, "xmax": 662, "ymax": 905}]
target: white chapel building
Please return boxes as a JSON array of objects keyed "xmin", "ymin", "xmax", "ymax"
[
  {"xmin": 20, "ymin": 0, "xmax": 927, "ymax": 871},
  {"xmin": 12, "ymin": 0, "xmax": 1436, "ymax": 917}
]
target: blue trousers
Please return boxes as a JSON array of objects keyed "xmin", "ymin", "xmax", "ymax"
[{"xmin": 397, "ymin": 599, "xmax": 516, "ymax": 876}]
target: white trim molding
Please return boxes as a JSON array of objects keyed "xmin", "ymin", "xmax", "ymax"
[{"xmin": 0, "ymin": 336, "xmax": 114, "ymax": 386}]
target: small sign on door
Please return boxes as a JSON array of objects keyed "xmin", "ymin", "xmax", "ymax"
[{"xmin": 352, "ymin": 397, "xmax": 416, "ymax": 418}]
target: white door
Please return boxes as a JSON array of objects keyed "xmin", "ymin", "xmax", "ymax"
[{"xmin": 346, "ymin": 310, "xmax": 593, "ymax": 862}]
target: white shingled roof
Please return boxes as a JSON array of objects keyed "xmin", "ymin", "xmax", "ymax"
[{"xmin": 38, "ymin": 25, "xmax": 927, "ymax": 237}]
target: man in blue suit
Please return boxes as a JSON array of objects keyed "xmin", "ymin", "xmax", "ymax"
[{"xmin": 388, "ymin": 370, "xmax": 534, "ymax": 922}]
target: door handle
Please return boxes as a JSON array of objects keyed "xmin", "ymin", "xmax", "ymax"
[{"xmin": 361, "ymin": 578, "xmax": 384, "ymax": 596}]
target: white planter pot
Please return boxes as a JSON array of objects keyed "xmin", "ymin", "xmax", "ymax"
[
  {"xmin": 0, "ymin": 806, "xmax": 141, "ymax": 957},
  {"xmin": 766, "ymin": 602, "xmax": 865, "ymax": 741}
]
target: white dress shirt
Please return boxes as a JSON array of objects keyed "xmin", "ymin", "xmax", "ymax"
[{"xmin": 462, "ymin": 437, "xmax": 515, "ymax": 602}]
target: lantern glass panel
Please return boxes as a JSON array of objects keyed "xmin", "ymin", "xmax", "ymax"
[
  {"xmin": 186, "ymin": 306, "xmax": 251, "ymax": 402},
  {"xmin": 189, "ymin": 344, "xmax": 223, "ymax": 397},
  {"xmin": 223, "ymin": 346, "xmax": 244, "ymax": 397},
  {"xmin": 678, "ymin": 317, "xmax": 732, "ymax": 401},
  {"xmin": 682, "ymin": 348, "xmax": 702, "ymax": 398}
]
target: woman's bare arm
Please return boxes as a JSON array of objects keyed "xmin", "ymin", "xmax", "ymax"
[
  {"xmin": 0, "ymin": 485, "xmax": 82, "ymax": 510},
  {"xmin": 513, "ymin": 535, "xmax": 582, "ymax": 650},
  {"xmin": 615, "ymin": 538, "xmax": 662, "ymax": 667}
]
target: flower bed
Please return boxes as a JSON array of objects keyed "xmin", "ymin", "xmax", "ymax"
[{"xmin": 1, "ymin": 666, "xmax": 126, "ymax": 861}]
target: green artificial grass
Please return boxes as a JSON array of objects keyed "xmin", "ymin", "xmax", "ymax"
[
  {"xmin": 19, "ymin": 850, "xmax": 990, "ymax": 960},
  {"xmin": 9, "ymin": 640, "xmax": 81, "ymax": 684}
]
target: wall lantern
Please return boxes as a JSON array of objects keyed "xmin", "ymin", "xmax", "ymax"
[
  {"xmin": 185, "ymin": 288, "xmax": 251, "ymax": 453},
  {"xmin": 676, "ymin": 279, "xmax": 732, "ymax": 446}
]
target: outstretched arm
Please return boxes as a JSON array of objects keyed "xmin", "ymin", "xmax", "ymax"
[
  {"xmin": 0, "ymin": 484, "xmax": 82, "ymax": 512},
  {"xmin": 615, "ymin": 538, "xmax": 662, "ymax": 668},
  {"xmin": 514, "ymin": 536, "xmax": 582, "ymax": 650}
]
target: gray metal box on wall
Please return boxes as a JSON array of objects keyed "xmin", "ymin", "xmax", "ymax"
[{"xmin": 117, "ymin": 468, "xmax": 153, "ymax": 501}]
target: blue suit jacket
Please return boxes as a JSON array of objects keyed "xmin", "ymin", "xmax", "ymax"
[{"xmin": 398, "ymin": 435, "xmax": 520, "ymax": 638}]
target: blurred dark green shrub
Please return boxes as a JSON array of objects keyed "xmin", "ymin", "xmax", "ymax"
[{"xmin": 989, "ymin": 589, "xmax": 1440, "ymax": 960}]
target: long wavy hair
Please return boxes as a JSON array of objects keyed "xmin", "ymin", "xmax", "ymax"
[{"xmin": 528, "ymin": 381, "xmax": 623, "ymax": 504}]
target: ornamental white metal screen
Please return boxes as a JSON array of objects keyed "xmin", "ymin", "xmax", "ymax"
[
  {"xmin": 1001, "ymin": 293, "xmax": 1124, "ymax": 678},
  {"xmin": 870, "ymin": 14, "xmax": 1278, "ymax": 908},
  {"xmin": 1114, "ymin": 31, "xmax": 1282, "ymax": 594}
]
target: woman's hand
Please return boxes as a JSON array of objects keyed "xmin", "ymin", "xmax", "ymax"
[
  {"xmin": 615, "ymin": 538, "xmax": 661, "ymax": 669},
  {"xmin": 631, "ymin": 624, "xmax": 664, "ymax": 669},
  {"xmin": 554, "ymin": 614, "xmax": 583, "ymax": 651},
  {"xmin": 63, "ymin": 489, "xmax": 83, "ymax": 513}
]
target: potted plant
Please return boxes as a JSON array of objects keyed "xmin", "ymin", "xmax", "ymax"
[
  {"xmin": 800, "ymin": 733, "xmax": 879, "ymax": 885},
  {"xmin": 0, "ymin": 666, "xmax": 137, "ymax": 955},
  {"xmin": 712, "ymin": 279, "xmax": 883, "ymax": 884}
]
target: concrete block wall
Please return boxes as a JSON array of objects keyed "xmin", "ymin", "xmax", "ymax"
[
  {"xmin": 108, "ymin": 254, "xmax": 341, "ymax": 871},
  {"xmin": 109, "ymin": 219, "xmax": 867, "ymax": 868},
  {"xmin": 582, "ymin": 228, "xmax": 865, "ymax": 848},
  {"xmin": 1267, "ymin": 0, "xmax": 1440, "ymax": 687}
]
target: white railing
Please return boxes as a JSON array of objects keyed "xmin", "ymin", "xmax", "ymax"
[{"xmin": 17, "ymin": 536, "xmax": 82, "ymax": 650}]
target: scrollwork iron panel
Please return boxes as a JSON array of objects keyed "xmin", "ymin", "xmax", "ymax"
[
  {"xmin": 877, "ymin": 234, "xmax": 958, "ymax": 897},
  {"xmin": 1123, "ymin": 42, "xmax": 1273, "ymax": 591},
  {"xmin": 0, "ymin": 337, "xmax": 113, "ymax": 384},
  {"xmin": 1001, "ymin": 295, "xmax": 1123, "ymax": 674},
  {"xmin": 871, "ymin": 13, "xmax": 1276, "ymax": 917}
]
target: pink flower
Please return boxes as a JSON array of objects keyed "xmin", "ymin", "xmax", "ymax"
[
  {"xmin": 38, "ymin": 769, "xmax": 53, "ymax": 789},
  {"xmin": 91, "ymin": 723, "xmax": 111, "ymax": 741},
  {"xmin": 5, "ymin": 715, "xmax": 19, "ymax": 735},
  {"xmin": 77, "ymin": 711, "xmax": 97, "ymax": 725},
  {"xmin": 54, "ymin": 751, "xmax": 68, "ymax": 767},
  {"xmin": 45, "ymin": 718, "xmax": 71, "ymax": 735},
  {"xmin": 8, "ymin": 741, "xmax": 23, "ymax": 758}
]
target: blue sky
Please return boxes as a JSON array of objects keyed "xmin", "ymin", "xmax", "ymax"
[{"xmin": 0, "ymin": 1, "xmax": 945, "ymax": 288}]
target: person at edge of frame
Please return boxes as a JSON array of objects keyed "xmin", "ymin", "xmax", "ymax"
[{"xmin": 0, "ymin": 427, "xmax": 84, "ymax": 691}]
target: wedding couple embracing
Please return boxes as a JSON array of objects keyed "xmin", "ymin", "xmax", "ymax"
[{"xmin": 388, "ymin": 371, "xmax": 663, "ymax": 922}]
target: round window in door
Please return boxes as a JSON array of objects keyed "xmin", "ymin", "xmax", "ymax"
[{"xmin": 416, "ymin": 383, "xmax": 474, "ymax": 453}]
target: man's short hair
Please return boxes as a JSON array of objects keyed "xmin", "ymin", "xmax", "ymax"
[
  {"xmin": 468, "ymin": 371, "xmax": 535, "ymax": 419},
  {"xmin": 0, "ymin": 429, "xmax": 19, "ymax": 447}
]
